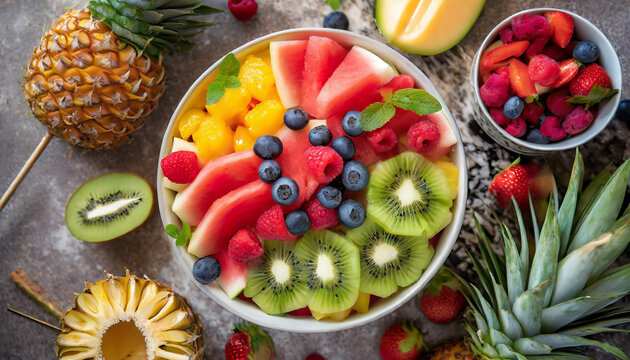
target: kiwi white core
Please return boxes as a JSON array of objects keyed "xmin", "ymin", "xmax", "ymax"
[
  {"xmin": 271, "ymin": 260, "xmax": 291, "ymax": 284},
  {"xmin": 85, "ymin": 197, "xmax": 142, "ymax": 220},
  {"xmin": 396, "ymin": 178, "xmax": 422, "ymax": 206},
  {"xmin": 371, "ymin": 243, "xmax": 399, "ymax": 266},
  {"xmin": 316, "ymin": 254, "xmax": 336, "ymax": 282}
]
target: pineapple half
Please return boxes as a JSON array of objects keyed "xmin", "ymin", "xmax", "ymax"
[
  {"xmin": 456, "ymin": 149, "xmax": 630, "ymax": 360},
  {"xmin": 22, "ymin": 0, "xmax": 220, "ymax": 149},
  {"xmin": 56, "ymin": 271, "xmax": 204, "ymax": 360}
]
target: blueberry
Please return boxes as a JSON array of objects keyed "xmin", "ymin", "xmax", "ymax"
[
  {"xmin": 271, "ymin": 177, "xmax": 299, "ymax": 206},
  {"xmin": 338, "ymin": 200, "xmax": 366, "ymax": 229},
  {"xmin": 258, "ymin": 160, "xmax": 282, "ymax": 184},
  {"xmin": 193, "ymin": 256, "xmax": 221, "ymax": 284},
  {"xmin": 616, "ymin": 99, "xmax": 630, "ymax": 122},
  {"xmin": 285, "ymin": 210, "xmax": 311, "ymax": 235},
  {"xmin": 525, "ymin": 129, "xmax": 551, "ymax": 144},
  {"xmin": 342, "ymin": 111, "xmax": 364, "ymax": 137},
  {"xmin": 323, "ymin": 11, "xmax": 349, "ymax": 30},
  {"xmin": 309, "ymin": 125, "xmax": 332, "ymax": 146},
  {"xmin": 253, "ymin": 135, "xmax": 283, "ymax": 159},
  {"xmin": 317, "ymin": 186, "xmax": 343, "ymax": 209},
  {"xmin": 573, "ymin": 40, "xmax": 600, "ymax": 64},
  {"xmin": 503, "ymin": 96, "xmax": 525, "ymax": 119},
  {"xmin": 331, "ymin": 136, "xmax": 355, "ymax": 161},
  {"xmin": 284, "ymin": 108, "xmax": 309, "ymax": 130},
  {"xmin": 342, "ymin": 160, "xmax": 369, "ymax": 191}
]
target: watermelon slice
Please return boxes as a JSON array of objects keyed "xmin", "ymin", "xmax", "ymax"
[
  {"xmin": 314, "ymin": 46, "xmax": 396, "ymax": 119},
  {"xmin": 422, "ymin": 112, "xmax": 457, "ymax": 160},
  {"xmin": 300, "ymin": 36, "xmax": 348, "ymax": 116},
  {"xmin": 270, "ymin": 40, "xmax": 308, "ymax": 109},
  {"xmin": 214, "ymin": 249, "xmax": 248, "ymax": 299},
  {"xmin": 172, "ymin": 150, "xmax": 262, "ymax": 226}
]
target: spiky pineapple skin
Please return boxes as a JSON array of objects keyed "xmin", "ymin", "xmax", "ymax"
[
  {"xmin": 429, "ymin": 340, "xmax": 474, "ymax": 360},
  {"xmin": 22, "ymin": 8, "xmax": 165, "ymax": 150}
]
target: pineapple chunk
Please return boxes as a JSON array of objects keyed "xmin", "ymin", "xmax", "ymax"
[
  {"xmin": 206, "ymin": 86, "xmax": 252, "ymax": 127},
  {"xmin": 162, "ymin": 177, "xmax": 187, "ymax": 192},
  {"xmin": 243, "ymin": 100, "xmax": 285, "ymax": 138},
  {"xmin": 310, "ymin": 308, "xmax": 352, "ymax": 321},
  {"xmin": 238, "ymin": 55, "xmax": 275, "ymax": 101},
  {"xmin": 434, "ymin": 161, "xmax": 458, "ymax": 198},
  {"xmin": 234, "ymin": 126, "xmax": 255, "ymax": 152},
  {"xmin": 352, "ymin": 293, "xmax": 371, "ymax": 314},
  {"xmin": 193, "ymin": 117, "xmax": 234, "ymax": 162},
  {"xmin": 178, "ymin": 109, "xmax": 206, "ymax": 140}
]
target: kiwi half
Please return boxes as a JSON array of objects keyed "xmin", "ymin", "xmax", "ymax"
[
  {"xmin": 346, "ymin": 219, "xmax": 434, "ymax": 298},
  {"xmin": 65, "ymin": 173, "xmax": 153, "ymax": 242},
  {"xmin": 294, "ymin": 230, "xmax": 360, "ymax": 314},
  {"xmin": 366, "ymin": 152, "xmax": 453, "ymax": 237},
  {"xmin": 244, "ymin": 240, "xmax": 310, "ymax": 315}
]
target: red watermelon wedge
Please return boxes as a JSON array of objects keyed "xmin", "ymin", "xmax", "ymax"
[
  {"xmin": 215, "ymin": 249, "xmax": 248, "ymax": 299},
  {"xmin": 270, "ymin": 40, "xmax": 308, "ymax": 109}
]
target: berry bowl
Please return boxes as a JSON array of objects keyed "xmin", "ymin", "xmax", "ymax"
[
  {"xmin": 471, "ymin": 8, "xmax": 622, "ymax": 155},
  {"xmin": 157, "ymin": 28, "xmax": 467, "ymax": 332}
]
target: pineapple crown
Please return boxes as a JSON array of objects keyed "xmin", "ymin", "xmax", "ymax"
[
  {"xmin": 454, "ymin": 148, "xmax": 630, "ymax": 360},
  {"xmin": 87, "ymin": 0, "xmax": 221, "ymax": 60}
]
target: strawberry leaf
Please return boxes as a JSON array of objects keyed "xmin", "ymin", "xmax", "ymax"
[{"xmin": 567, "ymin": 85, "xmax": 619, "ymax": 110}]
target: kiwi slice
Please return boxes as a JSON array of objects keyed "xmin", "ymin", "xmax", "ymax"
[
  {"xmin": 366, "ymin": 152, "xmax": 453, "ymax": 237},
  {"xmin": 244, "ymin": 240, "xmax": 310, "ymax": 315},
  {"xmin": 294, "ymin": 230, "xmax": 360, "ymax": 314},
  {"xmin": 346, "ymin": 219, "xmax": 434, "ymax": 298},
  {"xmin": 65, "ymin": 173, "xmax": 153, "ymax": 242}
]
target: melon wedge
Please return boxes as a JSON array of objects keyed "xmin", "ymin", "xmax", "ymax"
[
  {"xmin": 215, "ymin": 249, "xmax": 248, "ymax": 299},
  {"xmin": 270, "ymin": 40, "xmax": 308, "ymax": 109},
  {"xmin": 314, "ymin": 46, "xmax": 396, "ymax": 119}
]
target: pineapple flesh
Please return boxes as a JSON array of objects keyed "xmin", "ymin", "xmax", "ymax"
[
  {"xmin": 457, "ymin": 149, "xmax": 630, "ymax": 360},
  {"xmin": 56, "ymin": 271, "xmax": 204, "ymax": 360}
]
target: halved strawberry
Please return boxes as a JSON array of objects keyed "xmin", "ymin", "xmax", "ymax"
[
  {"xmin": 545, "ymin": 11, "xmax": 574, "ymax": 48},
  {"xmin": 481, "ymin": 40, "xmax": 530, "ymax": 80},
  {"xmin": 552, "ymin": 58, "xmax": 580, "ymax": 88},
  {"xmin": 508, "ymin": 58, "xmax": 537, "ymax": 98}
]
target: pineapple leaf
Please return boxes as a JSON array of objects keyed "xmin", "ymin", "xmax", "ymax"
[
  {"xmin": 530, "ymin": 334, "xmax": 629, "ymax": 360},
  {"xmin": 560, "ymin": 317, "xmax": 630, "ymax": 336},
  {"xmin": 528, "ymin": 196, "xmax": 559, "ymax": 306},
  {"xmin": 512, "ymin": 279, "xmax": 551, "ymax": 337},
  {"xmin": 512, "ymin": 198, "xmax": 530, "ymax": 278},
  {"xmin": 498, "ymin": 221, "xmax": 525, "ymax": 305},
  {"xmin": 587, "ymin": 212, "xmax": 630, "ymax": 281},
  {"xmin": 512, "ymin": 337, "xmax": 552, "ymax": 355},
  {"xmin": 529, "ymin": 354, "xmax": 593, "ymax": 360},
  {"xmin": 499, "ymin": 308, "xmax": 525, "ymax": 340},
  {"xmin": 495, "ymin": 343, "xmax": 518, "ymax": 359},
  {"xmin": 473, "ymin": 285, "xmax": 501, "ymax": 331},
  {"xmin": 542, "ymin": 292, "xmax": 629, "ymax": 333},
  {"xmin": 473, "ymin": 213, "xmax": 506, "ymax": 288},
  {"xmin": 529, "ymin": 194, "xmax": 540, "ymax": 245},
  {"xmin": 558, "ymin": 149, "xmax": 584, "ymax": 257},
  {"xmin": 489, "ymin": 328, "xmax": 512, "ymax": 346},
  {"xmin": 580, "ymin": 263, "xmax": 630, "ymax": 297},
  {"xmin": 466, "ymin": 246, "xmax": 495, "ymax": 307},
  {"xmin": 575, "ymin": 163, "xmax": 612, "ymax": 222}
]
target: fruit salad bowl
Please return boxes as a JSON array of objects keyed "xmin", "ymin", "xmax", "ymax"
[
  {"xmin": 157, "ymin": 28, "xmax": 467, "ymax": 333},
  {"xmin": 471, "ymin": 8, "xmax": 622, "ymax": 156}
]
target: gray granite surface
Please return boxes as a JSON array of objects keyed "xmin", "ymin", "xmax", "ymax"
[{"xmin": 1, "ymin": 0, "xmax": 629, "ymax": 359}]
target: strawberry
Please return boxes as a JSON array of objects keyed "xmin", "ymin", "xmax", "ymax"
[
  {"xmin": 419, "ymin": 267, "xmax": 465, "ymax": 324},
  {"xmin": 545, "ymin": 11, "xmax": 574, "ymax": 48},
  {"xmin": 508, "ymin": 58, "xmax": 537, "ymax": 99},
  {"xmin": 379, "ymin": 320, "xmax": 427, "ymax": 360},
  {"xmin": 481, "ymin": 40, "xmax": 530, "ymax": 76},
  {"xmin": 569, "ymin": 63, "xmax": 611, "ymax": 96},
  {"xmin": 488, "ymin": 158, "xmax": 539, "ymax": 209},
  {"xmin": 305, "ymin": 354, "xmax": 326, "ymax": 360},
  {"xmin": 225, "ymin": 322, "xmax": 274, "ymax": 360}
]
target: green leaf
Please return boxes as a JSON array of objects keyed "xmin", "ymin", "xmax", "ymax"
[
  {"xmin": 223, "ymin": 76, "xmax": 241, "ymax": 89},
  {"xmin": 218, "ymin": 53, "xmax": 241, "ymax": 78},
  {"xmin": 182, "ymin": 221, "xmax": 192, "ymax": 239},
  {"xmin": 165, "ymin": 224, "xmax": 180, "ymax": 238},
  {"xmin": 359, "ymin": 102, "xmax": 396, "ymax": 131},
  {"xmin": 567, "ymin": 85, "xmax": 620, "ymax": 110},
  {"xmin": 206, "ymin": 53, "xmax": 240, "ymax": 106},
  {"xmin": 326, "ymin": 0, "xmax": 341, "ymax": 10},
  {"xmin": 542, "ymin": 292, "xmax": 628, "ymax": 333},
  {"xmin": 391, "ymin": 88, "xmax": 442, "ymax": 116},
  {"xmin": 528, "ymin": 196, "xmax": 559, "ymax": 306},
  {"xmin": 531, "ymin": 334, "xmax": 629, "ymax": 360},
  {"xmin": 575, "ymin": 163, "xmax": 611, "ymax": 223},
  {"xmin": 206, "ymin": 81, "xmax": 227, "ymax": 106},
  {"xmin": 558, "ymin": 149, "xmax": 584, "ymax": 258},
  {"xmin": 513, "ymin": 279, "xmax": 551, "ymax": 337},
  {"xmin": 175, "ymin": 232, "xmax": 188, "ymax": 246}
]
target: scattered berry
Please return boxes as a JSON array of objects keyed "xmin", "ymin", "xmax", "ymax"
[
  {"xmin": 285, "ymin": 209, "xmax": 311, "ymax": 236},
  {"xmin": 366, "ymin": 127, "xmax": 398, "ymax": 153},
  {"xmin": 254, "ymin": 135, "xmax": 283, "ymax": 159},
  {"xmin": 488, "ymin": 162, "xmax": 532, "ymax": 208},
  {"xmin": 338, "ymin": 199, "xmax": 366, "ymax": 229},
  {"xmin": 528, "ymin": 54, "xmax": 560, "ymax": 86},
  {"xmin": 504, "ymin": 117, "xmax": 527, "ymax": 138},
  {"xmin": 524, "ymin": 36, "xmax": 550, "ymax": 60},
  {"xmin": 525, "ymin": 128, "xmax": 551, "ymax": 144},
  {"xmin": 317, "ymin": 186, "xmax": 343, "ymax": 209},
  {"xmin": 225, "ymin": 323, "xmax": 274, "ymax": 360},
  {"xmin": 225, "ymin": 331, "xmax": 250, "ymax": 360},
  {"xmin": 271, "ymin": 177, "xmax": 300, "ymax": 206},
  {"xmin": 309, "ymin": 125, "xmax": 332, "ymax": 146},
  {"xmin": 258, "ymin": 160, "xmax": 282, "ymax": 184},
  {"xmin": 542, "ymin": 43, "xmax": 566, "ymax": 60},
  {"xmin": 616, "ymin": 100, "xmax": 630, "ymax": 122},
  {"xmin": 511, "ymin": 14, "xmax": 551, "ymax": 41},
  {"xmin": 228, "ymin": 229, "xmax": 263, "ymax": 263},
  {"xmin": 540, "ymin": 116, "xmax": 567, "ymax": 141},
  {"xmin": 193, "ymin": 256, "xmax": 221, "ymax": 284},
  {"xmin": 306, "ymin": 198, "xmax": 338, "ymax": 231},
  {"xmin": 503, "ymin": 96, "xmax": 525, "ymax": 119},
  {"xmin": 499, "ymin": 28, "xmax": 514, "ymax": 44},
  {"xmin": 227, "ymin": 0, "xmax": 258, "ymax": 22},
  {"xmin": 489, "ymin": 107, "xmax": 511, "ymax": 127},
  {"xmin": 342, "ymin": 110, "xmax": 364, "ymax": 137},
  {"xmin": 305, "ymin": 353, "xmax": 326, "ymax": 360},
  {"xmin": 255, "ymin": 205, "xmax": 296, "ymax": 241},
  {"xmin": 161, "ymin": 151, "xmax": 200, "ymax": 184},
  {"xmin": 569, "ymin": 63, "xmax": 612, "ymax": 96},
  {"xmin": 379, "ymin": 320, "xmax": 426, "ymax": 360},
  {"xmin": 573, "ymin": 40, "xmax": 599, "ymax": 63},
  {"xmin": 545, "ymin": 11, "xmax": 574, "ymax": 48},
  {"xmin": 407, "ymin": 120, "xmax": 441, "ymax": 153},
  {"xmin": 479, "ymin": 72, "xmax": 511, "ymax": 107},
  {"xmin": 562, "ymin": 105, "xmax": 594, "ymax": 135},
  {"xmin": 521, "ymin": 102, "xmax": 544, "ymax": 124},
  {"xmin": 323, "ymin": 11, "xmax": 349, "ymax": 30},
  {"xmin": 331, "ymin": 136, "xmax": 356, "ymax": 161},
  {"xmin": 342, "ymin": 160, "xmax": 370, "ymax": 191},
  {"xmin": 288, "ymin": 307, "xmax": 311, "ymax": 316},
  {"xmin": 284, "ymin": 108, "xmax": 309, "ymax": 130},
  {"xmin": 546, "ymin": 89, "xmax": 576, "ymax": 118},
  {"xmin": 304, "ymin": 146, "xmax": 344, "ymax": 184},
  {"xmin": 419, "ymin": 268, "xmax": 466, "ymax": 324}
]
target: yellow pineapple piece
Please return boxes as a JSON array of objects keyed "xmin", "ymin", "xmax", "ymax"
[
  {"xmin": 244, "ymin": 100, "xmax": 285, "ymax": 138},
  {"xmin": 310, "ymin": 308, "xmax": 352, "ymax": 321},
  {"xmin": 193, "ymin": 116, "xmax": 234, "ymax": 162},
  {"xmin": 206, "ymin": 86, "xmax": 252, "ymax": 128},
  {"xmin": 238, "ymin": 55, "xmax": 275, "ymax": 101},
  {"xmin": 434, "ymin": 161, "xmax": 459, "ymax": 198},
  {"xmin": 178, "ymin": 109, "xmax": 206, "ymax": 140},
  {"xmin": 310, "ymin": 309, "xmax": 329, "ymax": 321},
  {"xmin": 234, "ymin": 126, "xmax": 255, "ymax": 152},
  {"xmin": 352, "ymin": 293, "xmax": 371, "ymax": 314}
]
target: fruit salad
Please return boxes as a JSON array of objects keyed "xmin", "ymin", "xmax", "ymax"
[
  {"xmin": 478, "ymin": 11, "xmax": 619, "ymax": 144},
  {"xmin": 160, "ymin": 36, "xmax": 460, "ymax": 321}
]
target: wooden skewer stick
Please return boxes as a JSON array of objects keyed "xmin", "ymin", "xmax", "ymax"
[
  {"xmin": 7, "ymin": 308, "xmax": 61, "ymax": 331},
  {"xmin": 0, "ymin": 132, "xmax": 53, "ymax": 211}
]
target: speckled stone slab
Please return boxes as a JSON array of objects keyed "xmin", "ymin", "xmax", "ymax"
[{"xmin": 1, "ymin": 0, "xmax": 629, "ymax": 359}]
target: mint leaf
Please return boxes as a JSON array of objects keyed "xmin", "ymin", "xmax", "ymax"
[
  {"xmin": 218, "ymin": 53, "xmax": 241, "ymax": 78},
  {"xmin": 224, "ymin": 76, "xmax": 241, "ymax": 89},
  {"xmin": 206, "ymin": 53, "xmax": 241, "ymax": 106},
  {"xmin": 165, "ymin": 224, "xmax": 180, "ymax": 238},
  {"xmin": 391, "ymin": 89, "xmax": 442, "ymax": 116},
  {"xmin": 182, "ymin": 222, "xmax": 192, "ymax": 240},
  {"xmin": 206, "ymin": 81, "xmax": 227, "ymax": 106},
  {"xmin": 326, "ymin": 0, "xmax": 341, "ymax": 10},
  {"xmin": 165, "ymin": 222, "xmax": 191, "ymax": 246},
  {"xmin": 176, "ymin": 232, "xmax": 189, "ymax": 246},
  {"xmin": 567, "ymin": 85, "xmax": 619, "ymax": 110},
  {"xmin": 359, "ymin": 102, "xmax": 396, "ymax": 131}
]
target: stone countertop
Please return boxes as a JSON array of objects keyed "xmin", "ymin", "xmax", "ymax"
[{"xmin": 1, "ymin": 0, "xmax": 629, "ymax": 359}]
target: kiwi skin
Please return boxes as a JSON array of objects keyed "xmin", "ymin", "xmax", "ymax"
[{"xmin": 65, "ymin": 173, "xmax": 154, "ymax": 242}]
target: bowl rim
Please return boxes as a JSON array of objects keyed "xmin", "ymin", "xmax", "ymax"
[
  {"xmin": 157, "ymin": 27, "xmax": 468, "ymax": 333},
  {"xmin": 470, "ymin": 7, "xmax": 622, "ymax": 152}
]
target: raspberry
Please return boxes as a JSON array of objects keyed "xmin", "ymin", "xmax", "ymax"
[
  {"xmin": 429, "ymin": 232, "xmax": 442, "ymax": 247},
  {"xmin": 546, "ymin": 90, "xmax": 576, "ymax": 119},
  {"xmin": 366, "ymin": 127, "xmax": 398, "ymax": 153},
  {"xmin": 480, "ymin": 72, "xmax": 511, "ymax": 107},
  {"xmin": 543, "ymin": 43, "xmax": 565, "ymax": 60},
  {"xmin": 511, "ymin": 14, "xmax": 551, "ymax": 41},
  {"xmin": 524, "ymin": 36, "xmax": 550, "ymax": 60},
  {"xmin": 160, "ymin": 151, "xmax": 200, "ymax": 184},
  {"xmin": 540, "ymin": 116, "xmax": 567, "ymax": 141},
  {"xmin": 528, "ymin": 55, "xmax": 560, "ymax": 86},
  {"xmin": 562, "ymin": 106, "xmax": 594, "ymax": 135},
  {"xmin": 495, "ymin": 66, "xmax": 510, "ymax": 77},
  {"xmin": 407, "ymin": 120, "xmax": 441, "ymax": 153},
  {"xmin": 255, "ymin": 205, "xmax": 296, "ymax": 241},
  {"xmin": 499, "ymin": 28, "xmax": 514, "ymax": 44},
  {"xmin": 489, "ymin": 107, "xmax": 511, "ymax": 127},
  {"xmin": 228, "ymin": 229, "xmax": 263, "ymax": 263},
  {"xmin": 288, "ymin": 307, "xmax": 311, "ymax": 316},
  {"xmin": 306, "ymin": 198, "xmax": 338, "ymax": 231},
  {"xmin": 504, "ymin": 117, "xmax": 527, "ymax": 138},
  {"xmin": 521, "ymin": 102, "xmax": 544, "ymax": 124},
  {"xmin": 303, "ymin": 146, "xmax": 344, "ymax": 184},
  {"xmin": 227, "ymin": 0, "xmax": 258, "ymax": 22}
]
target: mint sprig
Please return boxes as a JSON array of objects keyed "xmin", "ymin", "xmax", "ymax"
[
  {"xmin": 206, "ymin": 53, "xmax": 241, "ymax": 106},
  {"xmin": 165, "ymin": 222, "xmax": 192, "ymax": 247},
  {"xmin": 326, "ymin": 0, "xmax": 341, "ymax": 10},
  {"xmin": 359, "ymin": 88, "xmax": 442, "ymax": 131},
  {"xmin": 566, "ymin": 84, "xmax": 619, "ymax": 110}
]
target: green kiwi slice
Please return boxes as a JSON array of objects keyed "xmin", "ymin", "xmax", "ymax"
[
  {"xmin": 294, "ymin": 230, "xmax": 360, "ymax": 314},
  {"xmin": 366, "ymin": 152, "xmax": 453, "ymax": 237},
  {"xmin": 244, "ymin": 240, "xmax": 310, "ymax": 315},
  {"xmin": 346, "ymin": 219, "xmax": 434, "ymax": 298},
  {"xmin": 65, "ymin": 173, "xmax": 154, "ymax": 242}
]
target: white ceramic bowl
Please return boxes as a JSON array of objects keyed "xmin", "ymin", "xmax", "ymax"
[
  {"xmin": 157, "ymin": 28, "xmax": 468, "ymax": 333},
  {"xmin": 471, "ymin": 8, "xmax": 622, "ymax": 156}
]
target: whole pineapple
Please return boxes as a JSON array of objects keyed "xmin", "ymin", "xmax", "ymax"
[
  {"xmin": 456, "ymin": 149, "xmax": 630, "ymax": 359},
  {"xmin": 22, "ymin": 0, "xmax": 219, "ymax": 149}
]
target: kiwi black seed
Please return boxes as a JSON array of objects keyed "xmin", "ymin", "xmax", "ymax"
[
  {"xmin": 244, "ymin": 240, "xmax": 310, "ymax": 315},
  {"xmin": 366, "ymin": 152, "xmax": 453, "ymax": 237},
  {"xmin": 65, "ymin": 173, "xmax": 154, "ymax": 242},
  {"xmin": 294, "ymin": 230, "xmax": 360, "ymax": 314},
  {"xmin": 346, "ymin": 219, "xmax": 434, "ymax": 298}
]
